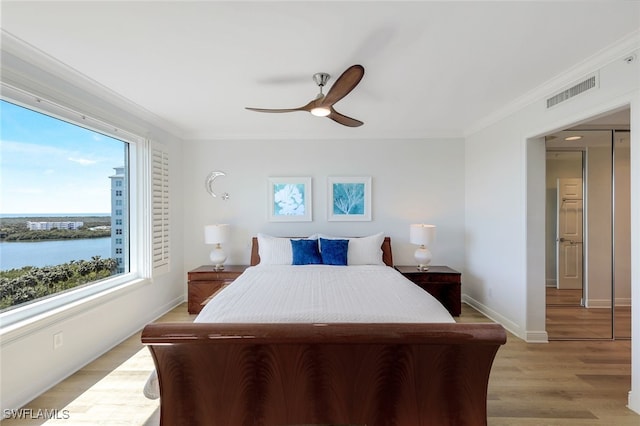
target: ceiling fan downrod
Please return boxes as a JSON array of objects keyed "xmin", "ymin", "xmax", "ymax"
[{"xmin": 313, "ymin": 72, "xmax": 330, "ymax": 94}]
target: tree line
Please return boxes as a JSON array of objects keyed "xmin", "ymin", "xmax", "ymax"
[
  {"xmin": 0, "ymin": 216, "xmax": 111, "ymax": 241},
  {"xmin": 0, "ymin": 256, "xmax": 118, "ymax": 309}
]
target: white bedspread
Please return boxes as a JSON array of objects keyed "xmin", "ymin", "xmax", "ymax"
[
  {"xmin": 195, "ymin": 264, "xmax": 454, "ymax": 324},
  {"xmin": 144, "ymin": 264, "xmax": 454, "ymax": 399}
]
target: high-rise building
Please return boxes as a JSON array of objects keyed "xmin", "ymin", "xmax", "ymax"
[{"xmin": 109, "ymin": 167, "xmax": 128, "ymax": 274}]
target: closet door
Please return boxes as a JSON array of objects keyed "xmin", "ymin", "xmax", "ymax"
[
  {"xmin": 613, "ymin": 130, "xmax": 631, "ymax": 339},
  {"xmin": 583, "ymin": 131, "xmax": 613, "ymax": 339}
]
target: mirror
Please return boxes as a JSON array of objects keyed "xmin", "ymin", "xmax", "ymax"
[{"xmin": 545, "ymin": 120, "xmax": 631, "ymax": 340}]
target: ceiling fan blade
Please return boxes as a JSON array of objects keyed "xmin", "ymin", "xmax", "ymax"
[
  {"xmin": 327, "ymin": 108, "xmax": 363, "ymax": 127},
  {"xmin": 321, "ymin": 64, "xmax": 364, "ymax": 106},
  {"xmin": 245, "ymin": 107, "xmax": 305, "ymax": 113},
  {"xmin": 246, "ymin": 98, "xmax": 319, "ymax": 114}
]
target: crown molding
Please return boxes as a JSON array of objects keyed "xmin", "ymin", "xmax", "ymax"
[
  {"xmin": 465, "ymin": 30, "xmax": 640, "ymax": 136},
  {"xmin": 0, "ymin": 29, "xmax": 185, "ymax": 141}
]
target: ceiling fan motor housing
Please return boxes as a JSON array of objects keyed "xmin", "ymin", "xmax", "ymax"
[{"xmin": 313, "ymin": 72, "xmax": 330, "ymax": 87}]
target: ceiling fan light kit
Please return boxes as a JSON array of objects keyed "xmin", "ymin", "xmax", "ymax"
[
  {"xmin": 310, "ymin": 107, "xmax": 331, "ymax": 117},
  {"xmin": 246, "ymin": 64, "xmax": 365, "ymax": 127}
]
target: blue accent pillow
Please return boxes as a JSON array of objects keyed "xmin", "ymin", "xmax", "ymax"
[
  {"xmin": 320, "ymin": 238, "xmax": 349, "ymax": 266},
  {"xmin": 291, "ymin": 239, "xmax": 322, "ymax": 265}
]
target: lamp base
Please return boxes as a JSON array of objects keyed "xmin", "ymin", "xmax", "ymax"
[
  {"xmin": 209, "ymin": 245, "xmax": 226, "ymax": 271},
  {"xmin": 414, "ymin": 246, "xmax": 432, "ymax": 272}
]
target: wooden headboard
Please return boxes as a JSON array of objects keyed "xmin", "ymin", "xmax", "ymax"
[{"xmin": 250, "ymin": 236, "xmax": 394, "ymax": 267}]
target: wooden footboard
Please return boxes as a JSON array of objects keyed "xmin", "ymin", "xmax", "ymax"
[{"xmin": 142, "ymin": 322, "xmax": 506, "ymax": 426}]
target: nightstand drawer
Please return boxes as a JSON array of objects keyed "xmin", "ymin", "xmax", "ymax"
[
  {"xmin": 395, "ymin": 265, "xmax": 462, "ymax": 316},
  {"xmin": 188, "ymin": 269, "xmax": 246, "ymax": 282},
  {"xmin": 187, "ymin": 265, "xmax": 248, "ymax": 314}
]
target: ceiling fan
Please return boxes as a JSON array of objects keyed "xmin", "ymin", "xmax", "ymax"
[{"xmin": 245, "ymin": 64, "xmax": 365, "ymax": 127}]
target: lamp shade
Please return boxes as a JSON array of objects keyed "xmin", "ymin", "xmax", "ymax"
[
  {"xmin": 410, "ymin": 224, "xmax": 436, "ymax": 246},
  {"xmin": 204, "ymin": 224, "xmax": 229, "ymax": 245}
]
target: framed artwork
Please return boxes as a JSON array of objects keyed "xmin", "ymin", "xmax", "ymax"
[
  {"xmin": 268, "ymin": 177, "xmax": 312, "ymax": 222},
  {"xmin": 328, "ymin": 176, "xmax": 371, "ymax": 221}
]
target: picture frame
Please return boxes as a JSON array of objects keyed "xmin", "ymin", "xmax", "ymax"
[
  {"xmin": 268, "ymin": 177, "xmax": 312, "ymax": 222},
  {"xmin": 328, "ymin": 176, "xmax": 371, "ymax": 221}
]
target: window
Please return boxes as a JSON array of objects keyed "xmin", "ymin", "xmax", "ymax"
[{"xmin": 0, "ymin": 93, "xmax": 152, "ymax": 327}]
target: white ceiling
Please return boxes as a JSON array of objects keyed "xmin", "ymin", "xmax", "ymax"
[{"xmin": 2, "ymin": 1, "xmax": 639, "ymax": 140}]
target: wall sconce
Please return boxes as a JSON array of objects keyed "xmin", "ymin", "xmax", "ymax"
[
  {"xmin": 204, "ymin": 224, "xmax": 229, "ymax": 270},
  {"xmin": 410, "ymin": 224, "xmax": 436, "ymax": 271}
]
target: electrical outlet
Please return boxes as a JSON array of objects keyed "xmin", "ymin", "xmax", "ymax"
[{"xmin": 53, "ymin": 332, "xmax": 63, "ymax": 350}]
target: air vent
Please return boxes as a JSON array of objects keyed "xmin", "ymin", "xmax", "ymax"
[{"xmin": 546, "ymin": 74, "xmax": 598, "ymax": 109}]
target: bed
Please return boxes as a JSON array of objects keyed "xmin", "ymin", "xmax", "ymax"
[{"xmin": 142, "ymin": 234, "xmax": 506, "ymax": 426}]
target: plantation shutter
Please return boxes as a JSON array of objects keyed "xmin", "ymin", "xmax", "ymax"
[{"xmin": 152, "ymin": 145, "xmax": 170, "ymax": 274}]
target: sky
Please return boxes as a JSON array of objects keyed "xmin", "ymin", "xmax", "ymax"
[{"xmin": 0, "ymin": 100, "xmax": 126, "ymax": 215}]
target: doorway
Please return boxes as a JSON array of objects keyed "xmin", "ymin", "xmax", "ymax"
[{"xmin": 545, "ymin": 116, "xmax": 631, "ymax": 340}]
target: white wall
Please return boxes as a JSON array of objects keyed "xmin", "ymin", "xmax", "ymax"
[
  {"xmin": 182, "ymin": 138, "xmax": 465, "ymax": 273},
  {"xmin": 0, "ymin": 36, "xmax": 186, "ymax": 412},
  {"xmin": 464, "ymin": 118, "xmax": 529, "ymax": 335},
  {"xmin": 464, "ymin": 35, "xmax": 639, "ymax": 413}
]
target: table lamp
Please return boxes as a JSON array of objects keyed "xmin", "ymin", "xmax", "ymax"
[
  {"xmin": 204, "ymin": 224, "xmax": 229, "ymax": 270},
  {"xmin": 410, "ymin": 224, "xmax": 436, "ymax": 271}
]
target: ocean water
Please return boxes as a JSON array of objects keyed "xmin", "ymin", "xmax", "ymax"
[{"xmin": 0, "ymin": 238, "xmax": 111, "ymax": 270}]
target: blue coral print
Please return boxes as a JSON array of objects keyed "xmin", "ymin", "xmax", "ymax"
[
  {"xmin": 333, "ymin": 183, "xmax": 365, "ymax": 215},
  {"xmin": 273, "ymin": 183, "xmax": 306, "ymax": 216}
]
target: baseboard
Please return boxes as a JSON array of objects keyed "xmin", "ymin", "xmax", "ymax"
[
  {"xmin": 2, "ymin": 294, "xmax": 185, "ymax": 414},
  {"xmin": 587, "ymin": 299, "xmax": 612, "ymax": 308},
  {"xmin": 524, "ymin": 330, "xmax": 549, "ymax": 343},
  {"xmin": 629, "ymin": 390, "xmax": 640, "ymax": 415},
  {"xmin": 616, "ymin": 298, "xmax": 632, "ymax": 307},
  {"xmin": 145, "ymin": 295, "xmax": 185, "ymax": 324},
  {"xmin": 546, "ymin": 279, "xmax": 557, "ymax": 287},
  {"xmin": 587, "ymin": 298, "xmax": 632, "ymax": 308},
  {"xmin": 462, "ymin": 295, "xmax": 528, "ymax": 341}
]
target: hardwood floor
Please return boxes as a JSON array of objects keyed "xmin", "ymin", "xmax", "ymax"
[
  {"xmin": 546, "ymin": 287, "xmax": 632, "ymax": 340},
  {"xmin": 3, "ymin": 303, "xmax": 638, "ymax": 425},
  {"xmin": 546, "ymin": 288, "xmax": 583, "ymax": 306}
]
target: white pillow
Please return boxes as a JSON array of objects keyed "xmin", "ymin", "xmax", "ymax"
[
  {"xmin": 317, "ymin": 232, "xmax": 385, "ymax": 265},
  {"xmin": 257, "ymin": 233, "xmax": 292, "ymax": 265}
]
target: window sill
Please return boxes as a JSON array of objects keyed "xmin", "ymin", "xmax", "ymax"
[{"xmin": 0, "ymin": 277, "xmax": 151, "ymax": 345}]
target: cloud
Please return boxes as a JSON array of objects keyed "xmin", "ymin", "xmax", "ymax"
[
  {"xmin": 68, "ymin": 157, "xmax": 97, "ymax": 166},
  {"xmin": 1, "ymin": 140, "xmax": 63, "ymax": 156}
]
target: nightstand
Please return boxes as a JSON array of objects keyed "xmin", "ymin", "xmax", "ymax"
[
  {"xmin": 394, "ymin": 265, "xmax": 461, "ymax": 316},
  {"xmin": 187, "ymin": 265, "xmax": 249, "ymax": 314}
]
